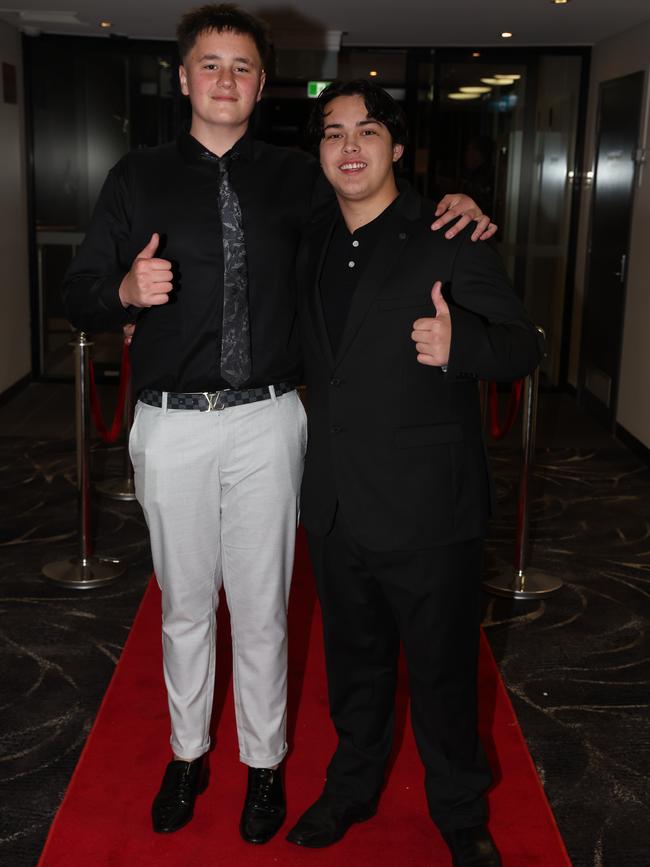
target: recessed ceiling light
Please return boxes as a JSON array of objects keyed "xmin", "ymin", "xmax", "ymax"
[
  {"xmin": 99, "ymin": 20, "xmax": 112, "ymax": 28},
  {"xmin": 481, "ymin": 77, "xmax": 515, "ymax": 86},
  {"xmin": 472, "ymin": 51, "xmax": 481, "ymax": 58},
  {"xmin": 369, "ymin": 70, "xmax": 378, "ymax": 77},
  {"xmin": 495, "ymin": 73, "xmax": 521, "ymax": 80},
  {"xmin": 501, "ymin": 31, "xmax": 513, "ymax": 38},
  {"xmin": 448, "ymin": 92, "xmax": 481, "ymax": 101},
  {"xmin": 459, "ymin": 86, "xmax": 491, "ymax": 94},
  {"xmin": 551, "ymin": 0, "xmax": 570, "ymax": 4}
]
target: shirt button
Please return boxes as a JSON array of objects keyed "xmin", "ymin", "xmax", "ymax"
[
  {"xmin": 398, "ymin": 232, "xmax": 407, "ymax": 240},
  {"xmin": 352, "ymin": 240, "xmax": 359, "ymax": 247},
  {"xmin": 330, "ymin": 378, "xmax": 342, "ymax": 387},
  {"xmin": 348, "ymin": 260, "xmax": 356, "ymax": 268}
]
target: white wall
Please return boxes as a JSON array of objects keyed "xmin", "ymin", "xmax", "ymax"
[
  {"xmin": 570, "ymin": 19, "xmax": 650, "ymax": 448},
  {"xmin": 0, "ymin": 20, "xmax": 30, "ymax": 396}
]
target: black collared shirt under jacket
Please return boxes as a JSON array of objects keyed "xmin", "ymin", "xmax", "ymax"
[
  {"xmin": 320, "ymin": 199, "xmax": 400, "ymax": 355},
  {"xmin": 62, "ymin": 130, "xmax": 322, "ymax": 395}
]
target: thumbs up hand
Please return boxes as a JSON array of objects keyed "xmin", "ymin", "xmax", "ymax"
[
  {"xmin": 118, "ymin": 233, "xmax": 174, "ymax": 308},
  {"xmin": 411, "ymin": 281, "xmax": 452, "ymax": 367}
]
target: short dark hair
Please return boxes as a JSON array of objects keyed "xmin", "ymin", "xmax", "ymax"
[
  {"xmin": 305, "ymin": 79, "xmax": 408, "ymax": 153},
  {"xmin": 177, "ymin": 3, "xmax": 271, "ymax": 68}
]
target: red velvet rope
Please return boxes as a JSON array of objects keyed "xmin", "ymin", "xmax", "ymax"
[
  {"xmin": 88, "ymin": 341, "xmax": 131, "ymax": 443},
  {"xmin": 488, "ymin": 379, "xmax": 524, "ymax": 440}
]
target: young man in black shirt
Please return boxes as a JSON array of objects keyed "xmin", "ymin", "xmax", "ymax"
[
  {"xmin": 287, "ymin": 80, "xmax": 543, "ymax": 865},
  {"xmin": 62, "ymin": 4, "xmax": 494, "ymax": 845}
]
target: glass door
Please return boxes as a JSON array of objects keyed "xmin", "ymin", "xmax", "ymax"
[{"xmin": 25, "ymin": 35, "xmax": 183, "ymax": 380}]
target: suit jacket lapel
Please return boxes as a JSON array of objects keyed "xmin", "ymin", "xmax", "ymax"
[{"xmin": 308, "ymin": 217, "xmax": 337, "ymax": 369}]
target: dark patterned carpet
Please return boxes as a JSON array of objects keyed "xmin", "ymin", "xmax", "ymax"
[
  {"xmin": 0, "ymin": 387, "xmax": 648, "ymax": 866},
  {"xmin": 0, "ymin": 436, "xmax": 152, "ymax": 864},
  {"xmin": 485, "ymin": 447, "xmax": 649, "ymax": 867}
]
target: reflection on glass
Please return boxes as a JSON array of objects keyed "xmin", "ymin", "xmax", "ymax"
[
  {"xmin": 29, "ymin": 39, "xmax": 180, "ymax": 378},
  {"xmin": 436, "ymin": 61, "xmax": 527, "ymax": 259},
  {"xmin": 433, "ymin": 55, "xmax": 582, "ymax": 384},
  {"xmin": 523, "ymin": 55, "xmax": 582, "ymax": 383}
]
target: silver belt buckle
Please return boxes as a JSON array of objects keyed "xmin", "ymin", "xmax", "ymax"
[{"xmin": 202, "ymin": 391, "xmax": 223, "ymax": 412}]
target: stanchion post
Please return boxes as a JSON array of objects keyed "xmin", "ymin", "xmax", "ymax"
[
  {"xmin": 96, "ymin": 363, "xmax": 136, "ymax": 501},
  {"xmin": 483, "ymin": 334, "xmax": 563, "ymax": 599},
  {"xmin": 78, "ymin": 330, "xmax": 93, "ymax": 560},
  {"xmin": 514, "ymin": 367, "xmax": 537, "ymax": 574},
  {"xmin": 42, "ymin": 332, "xmax": 125, "ymax": 589}
]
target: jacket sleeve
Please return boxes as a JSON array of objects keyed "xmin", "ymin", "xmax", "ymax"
[
  {"xmin": 444, "ymin": 229, "xmax": 544, "ymax": 382},
  {"xmin": 61, "ymin": 156, "xmax": 137, "ymax": 333}
]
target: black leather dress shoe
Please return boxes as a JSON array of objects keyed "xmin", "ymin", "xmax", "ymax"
[
  {"xmin": 441, "ymin": 824, "xmax": 502, "ymax": 866},
  {"xmin": 151, "ymin": 756, "xmax": 207, "ymax": 833},
  {"xmin": 240, "ymin": 766, "xmax": 286, "ymax": 844},
  {"xmin": 286, "ymin": 791, "xmax": 377, "ymax": 848}
]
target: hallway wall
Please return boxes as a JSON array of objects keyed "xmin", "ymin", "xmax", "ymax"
[
  {"xmin": 0, "ymin": 21, "xmax": 30, "ymax": 395},
  {"xmin": 570, "ymin": 19, "xmax": 650, "ymax": 448}
]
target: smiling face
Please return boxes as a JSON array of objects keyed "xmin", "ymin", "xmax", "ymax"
[
  {"xmin": 318, "ymin": 93, "xmax": 404, "ymax": 213},
  {"xmin": 179, "ymin": 28, "xmax": 266, "ymax": 149}
]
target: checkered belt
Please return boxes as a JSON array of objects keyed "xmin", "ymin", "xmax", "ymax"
[{"xmin": 138, "ymin": 382, "xmax": 295, "ymax": 412}]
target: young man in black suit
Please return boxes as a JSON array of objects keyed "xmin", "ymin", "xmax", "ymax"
[{"xmin": 287, "ymin": 80, "xmax": 544, "ymax": 866}]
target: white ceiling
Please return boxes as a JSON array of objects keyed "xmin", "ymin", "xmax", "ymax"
[{"xmin": 1, "ymin": 0, "xmax": 649, "ymax": 47}]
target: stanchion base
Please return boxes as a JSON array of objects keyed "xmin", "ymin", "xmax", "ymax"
[
  {"xmin": 42, "ymin": 557, "xmax": 124, "ymax": 589},
  {"xmin": 96, "ymin": 477, "xmax": 136, "ymax": 501},
  {"xmin": 483, "ymin": 567, "xmax": 563, "ymax": 599}
]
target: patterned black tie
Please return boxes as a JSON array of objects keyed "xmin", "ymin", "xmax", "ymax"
[{"xmin": 215, "ymin": 153, "xmax": 251, "ymax": 387}]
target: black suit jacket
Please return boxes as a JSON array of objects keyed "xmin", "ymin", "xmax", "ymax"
[{"xmin": 298, "ymin": 186, "xmax": 544, "ymax": 551}]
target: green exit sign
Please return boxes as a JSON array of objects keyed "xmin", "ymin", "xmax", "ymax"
[{"xmin": 307, "ymin": 81, "xmax": 330, "ymax": 98}]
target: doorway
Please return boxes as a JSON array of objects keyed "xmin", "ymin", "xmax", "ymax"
[{"xmin": 578, "ymin": 71, "xmax": 645, "ymax": 428}]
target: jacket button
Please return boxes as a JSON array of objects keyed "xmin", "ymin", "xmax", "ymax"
[
  {"xmin": 330, "ymin": 425, "xmax": 343, "ymax": 434},
  {"xmin": 330, "ymin": 377, "xmax": 342, "ymax": 387}
]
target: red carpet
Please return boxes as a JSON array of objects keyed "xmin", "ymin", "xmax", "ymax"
[{"xmin": 38, "ymin": 532, "xmax": 570, "ymax": 866}]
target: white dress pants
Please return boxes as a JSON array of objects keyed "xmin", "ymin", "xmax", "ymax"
[{"xmin": 129, "ymin": 387, "xmax": 307, "ymax": 766}]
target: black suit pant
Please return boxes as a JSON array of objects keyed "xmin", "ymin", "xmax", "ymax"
[{"xmin": 307, "ymin": 510, "xmax": 492, "ymax": 831}]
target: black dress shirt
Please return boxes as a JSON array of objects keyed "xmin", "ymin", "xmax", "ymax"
[
  {"xmin": 62, "ymin": 129, "xmax": 324, "ymax": 394},
  {"xmin": 320, "ymin": 198, "xmax": 400, "ymax": 354}
]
